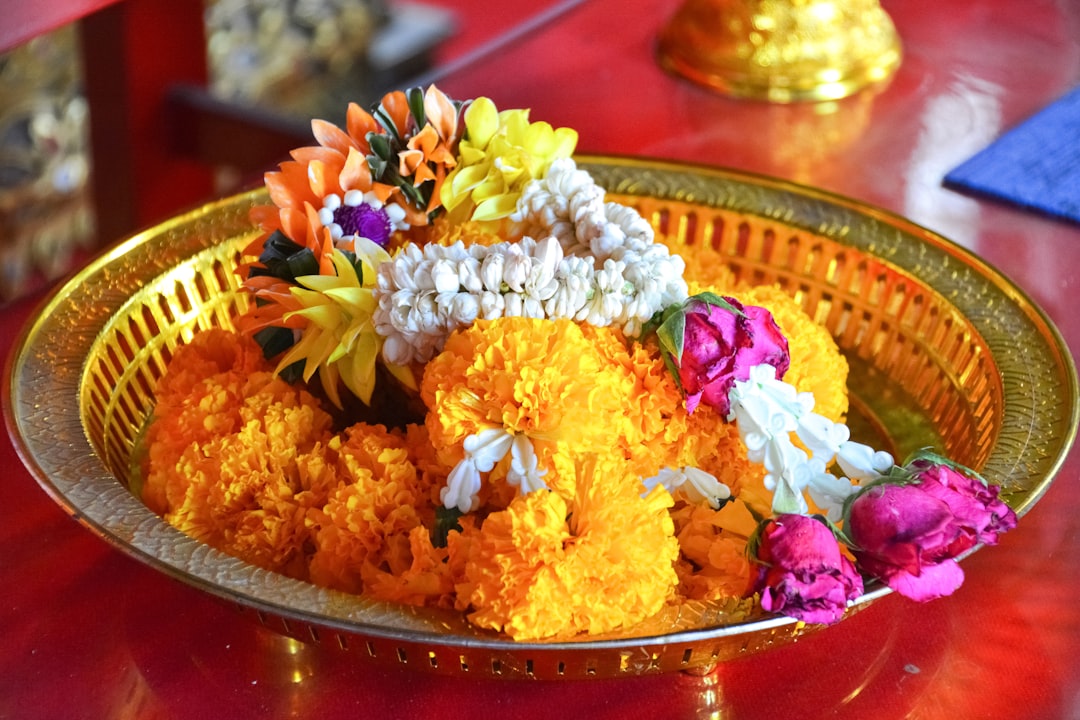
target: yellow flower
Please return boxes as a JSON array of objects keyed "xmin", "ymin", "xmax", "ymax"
[
  {"xmin": 671, "ymin": 500, "xmax": 754, "ymax": 601},
  {"xmin": 306, "ymin": 424, "xmax": 433, "ymax": 595},
  {"xmin": 420, "ymin": 317, "xmax": 633, "ymax": 502},
  {"xmin": 440, "ymin": 97, "xmax": 577, "ymax": 224},
  {"xmin": 278, "ymin": 244, "xmax": 415, "ymax": 407},
  {"xmin": 460, "ymin": 455, "xmax": 680, "ymax": 640}
]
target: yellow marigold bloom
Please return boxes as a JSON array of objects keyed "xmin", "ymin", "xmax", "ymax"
[
  {"xmin": 279, "ymin": 245, "xmax": 415, "ymax": 408},
  {"xmin": 421, "ymin": 317, "xmax": 634, "ymax": 502},
  {"xmin": 426, "ymin": 215, "xmax": 505, "ymax": 248},
  {"xmin": 578, "ymin": 325, "xmax": 762, "ymax": 498},
  {"xmin": 440, "ymin": 96, "xmax": 578, "ymax": 225},
  {"xmin": 671, "ymin": 500, "xmax": 754, "ymax": 601},
  {"xmin": 460, "ymin": 455, "xmax": 679, "ymax": 640},
  {"xmin": 306, "ymin": 424, "xmax": 432, "ymax": 594}
]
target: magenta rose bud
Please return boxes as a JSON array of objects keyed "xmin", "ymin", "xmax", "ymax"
[
  {"xmin": 750, "ymin": 514, "xmax": 864, "ymax": 625},
  {"xmin": 846, "ymin": 463, "xmax": 1017, "ymax": 602},
  {"xmin": 677, "ymin": 297, "xmax": 790, "ymax": 415}
]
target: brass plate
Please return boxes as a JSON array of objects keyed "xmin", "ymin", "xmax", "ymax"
[{"xmin": 6, "ymin": 156, "xmax": 1077, "ymax": 679}]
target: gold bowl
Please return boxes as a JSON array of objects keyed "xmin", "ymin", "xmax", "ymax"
[{"xmin": 6, "ymin": 156, "xmax": 1077, "ymax": 679}]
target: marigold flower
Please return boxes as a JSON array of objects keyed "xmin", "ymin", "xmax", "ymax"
[
  {"xmin": 672, "ymin": 500, "xmax": 753, "ymax": 601},
  {"xmin": 306, "ymin": 424, "xmax": 433, "ymax": 594},
  {"xmin": 144, "ymin": 360, "xmax": 336, "ymax": 580},
  {"xmin": 420, "ymin": 317, "xmax": 635, "ymax": 504},
  {"xmin": 459, "ymin": 455, "xmax": 679, "ymax": 640}
]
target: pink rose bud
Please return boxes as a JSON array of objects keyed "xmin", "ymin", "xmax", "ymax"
[
  {"xmin": 677, "ymin": 298, "xmax": 790, "ymax": 415},
  {"xmin": 846, "ymin": 462, "xmax": 1017, "ymax": 602},
  {"xmin": 749, "ymin": 514, "xmax": 864, "ymax": 625}
]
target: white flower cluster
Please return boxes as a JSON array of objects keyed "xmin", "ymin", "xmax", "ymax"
[
  {"xmin": 441, "ymin": 429, "xmax": 547, "ymax": 513},
  {"xmin": 513, "ymin": 158, "xmax": 688, "ymax": 332},
  {"xmin": 727, "ymin": 364, "xmax": 895, "ymax": 520},
  {"xmin": 373, "ymin": 160, "xmax": 691, "ymax": 365},
  {"xmin": 643, "ymin": 466, "xmax": 732, "ymax": 510}
]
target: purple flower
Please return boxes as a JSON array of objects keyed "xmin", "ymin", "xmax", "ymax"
[
  {"xmin": 676, "ymin": 297, "xmax": 790, "ymax": 415},
  {"xmin": 846, "ymin": 462, "xmax": 1017, "ymax": 601},
  {"xmin": 750, "ymin": 514, "xmax": 864, "ymax": 625}
]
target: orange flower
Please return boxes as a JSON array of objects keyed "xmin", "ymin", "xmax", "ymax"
[
  {"xmin": 306, "ymin": 423, "xmax": 434, "ymax": 594},
  {"xmin": 420, "ymin": 318, "xmax": 635, "ymax": 504},
  {"xmin": 459, "ymin": 454, "xmax": 679, "ymax": 640},
  {"xmin": 381, "ymin": 85, "xmax": 463, "ymax": 215},
  {"xmin": 671, "ymin": 500, "xmax": 755, "ymax": 601},
  {"xmin": 144, "ymin": 357, "xmax": 336, "ymax": 580}
]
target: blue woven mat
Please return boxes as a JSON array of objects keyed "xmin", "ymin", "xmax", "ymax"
[{"xmin": 944, "ymin": 86, "xmax": 1080, "ymax": 225}]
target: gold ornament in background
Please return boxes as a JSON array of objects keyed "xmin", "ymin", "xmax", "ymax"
[
  {"xmin": 656, "ymin": 0, "xmax": 902, "ymax": 103},
  {"xmin": 205, "ymin": 0, "xmax": 384, "ymax": 119},
  {"xmin": 0, "ymin": 26, "xmax": 94, "ymax": 301}
]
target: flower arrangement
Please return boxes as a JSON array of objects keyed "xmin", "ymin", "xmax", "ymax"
[{"xmin": 139, "ymin": 85, "xmax": 1017, "ymax": 641}]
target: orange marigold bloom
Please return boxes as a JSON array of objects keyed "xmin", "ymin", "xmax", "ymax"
[
  {"xmin": 306, "ymin": 423, "xmax": 433, "ymax": 594},
  {"xmin": 146, "ymin": 368, "xmax": 336, "ymax": 580},
  {"xmin": 459, "ymin": 455, "xmax": 679, "ymax": 640},
  {"xmin": 420, "ymin": 318, "xmax": 635, "ymax": 502},
  {"xmin": 671, "ymin": 500, "xmax": 755, "ymax": 601},
  {"xmin": 142, "ymin": 329, "xmax": 273, "ymax": 514}
]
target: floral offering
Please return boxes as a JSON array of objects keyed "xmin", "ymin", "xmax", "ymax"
[{"xmin": 140, "ymin": 85, "xmax": 1018, "ymax": 641}]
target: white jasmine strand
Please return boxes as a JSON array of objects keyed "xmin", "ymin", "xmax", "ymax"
[
  {"xmin": 728, "ymin": 363, "xmax": 894, "ymax": 520},
  {"xmin": 441, "ymin": 429, "xmax": 548, "ymax": 512},
  {"xmin": 644, "ymin": 467, "xmax": 732, "ymax": 509},
  {"xmin": 374, "ymin": 233, "xmax": 686, "ymax": 364}
]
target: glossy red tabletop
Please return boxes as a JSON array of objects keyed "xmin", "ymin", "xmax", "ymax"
[{"xmin": 4, "ymin": 1, "xmax": 1080, "ymax": 717}]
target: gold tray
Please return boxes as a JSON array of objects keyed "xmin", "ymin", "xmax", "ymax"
[{"xmin": 6, "ymin": 156, "xmax": 1078, "ymax": 679}]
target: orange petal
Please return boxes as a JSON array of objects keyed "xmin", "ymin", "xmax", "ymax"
[
  {"xmin": 311, "ymin": 118, "xmax": 355, "ymax": 156},
  {"xmin": 380, "ymin": 90, "xmax": 412, "ymax": 134},
  {"xmin": 281, "ymin": 207, "xmax": 309, "ymax": 244},
  {"xmin": 339, "ymin": 146, "xmax": 373, "ymax": 191},
  {"xmin": 398, "ymin": 148, "xmax": 424, "ymax": 177},
  {"xmin": 424, "ymin": 85, "xmax": 458, "ymax": 141},
  {"xmin": 249, "ymin": 204, "xmax": 280, "ymax": 233},
  {"xmin": 346, "ymin": 102, "xmax": 380, "ymax": 145}
]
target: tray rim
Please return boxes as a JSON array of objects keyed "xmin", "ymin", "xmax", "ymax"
[{"xmin": 5, "ymin": 155, "xmax": 1077, "ymax": 661}]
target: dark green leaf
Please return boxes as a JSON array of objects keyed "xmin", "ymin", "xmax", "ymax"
[
  {"xmin": 254, "ymin": 326, "xmax": 296, "ymax": 360},
  {"xmin": 407, "ymin": 86, "xmax": 427, "ymax": 128},
  {"xmin": 432, "ymin": 506, "xmax": 464, "ymax": 548},
  {"xmin": 372, "ymin": 106, "xmax": 402, "ymax": 142},
  {"xmin": 285, "ymin": 248, "xmax": 319, "ymax": 279},
  {"xmin": 367, "ymin": 132, "xmax": 393, "ymax": 161}
]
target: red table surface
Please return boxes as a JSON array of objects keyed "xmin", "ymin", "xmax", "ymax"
[{"xmin": 4, "ymin": 0, "xmax": 1080, "ymax": 718}]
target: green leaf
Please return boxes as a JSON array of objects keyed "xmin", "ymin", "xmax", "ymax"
[
  {"xmin": 656, "ymin": 310, "xmax": 686, "ymax": 362},
  {"xmin": 367, "ymin": 132, "xmax": 393, "ymax": 161},
  {"xmin": 690, "ymin": 291, "xmax": 744, "ymax": 317},
  {"xmin": 285, "ymin": 248, "xmax": 319, "ymax": 279},
  {"xmin": 372, "ymin": 106, "xmax": 403, "ymax": 142},
  {"xmin": 407, "ymin": 86, "xmax": 427, "ymax": 128},
  {"xmin": 432, "ymin": 506, "xmax": 464, "ymax": 548},
  {"xmin": 254, "ymin": 326, "xmax": 296, "ymax": 360},
  {"xmin": 660, "ymin": 348, "xmax": 685, "ymax": 394}
]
